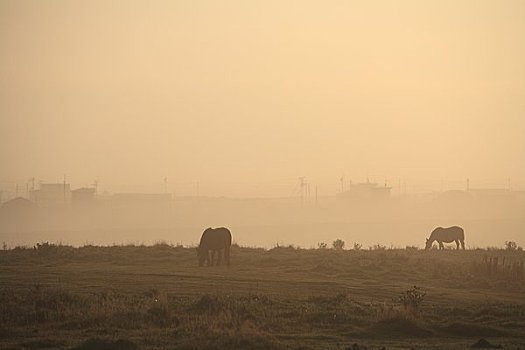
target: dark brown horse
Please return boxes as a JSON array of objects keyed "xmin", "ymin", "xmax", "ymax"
[
  {"xmin": 425, "ymin": 226, "xmax": 465, "ymax": 250},
  {"xmin": 196, "ymin": 227, "xmax": 232, "ymax": 266}
]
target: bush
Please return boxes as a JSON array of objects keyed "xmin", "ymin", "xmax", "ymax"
[
  {"xmin": 332, "ymin": 239, "xmax": 345, "ymax": 250},
  {"xmin": 504, "ymin": 241, "xmax": 522, "ymax": 251},
  {"xmin": 353, "ymin": 242, "xmax": 362, "ymax": 251},
  {"xmin": 397, "ymin": 286, "xmax": 426, "ymax": 316},
  {"xmin": 317, "ymin": 242, "xmax": 327, "ymax": 249}
]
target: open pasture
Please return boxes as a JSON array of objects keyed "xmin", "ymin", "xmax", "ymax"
[{"xmin": 0, "ymin": 244, "xmax": 524, "ymax": 349}]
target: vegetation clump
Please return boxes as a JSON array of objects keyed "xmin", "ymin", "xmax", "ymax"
[
  {"xmin": 504, "ymin": 241, "xmax": 522, "ymax": 251},
  {"xmin": 332, "ymin": 239, "xmax": 345, "ymax": 250},
  {"xmin": 397, "ymin": 286, "xmax": 426, "ymax": 316}
]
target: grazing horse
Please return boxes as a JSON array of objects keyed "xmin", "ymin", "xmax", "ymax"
[
  {"xmin": 196, "ymin": 227, "xmax": 232, "ymax": 267},
  {"xmin": 425, "ymin": 226, "xmax": 465, "ymax": 250}
]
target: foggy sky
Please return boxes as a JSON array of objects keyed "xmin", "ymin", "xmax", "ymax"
[{"xmin": 1, "ymin": 0, "xmax": 525, "ymax": 197}]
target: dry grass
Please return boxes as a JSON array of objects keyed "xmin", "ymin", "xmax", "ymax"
[{"xmin": 0, "ymin": 245, "xmax": 524, "ymax": 349}]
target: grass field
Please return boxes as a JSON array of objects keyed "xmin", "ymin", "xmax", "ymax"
[{"xmin": 0, "ymin": 244, "xmax": 524, "ymax": 349}]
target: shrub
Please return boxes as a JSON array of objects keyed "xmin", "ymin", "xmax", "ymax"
[
  {"xmin": 317, "ymin": 242, "xmax": 328, "ymax": 249},
  {"xmin": 34, "ymin": 242, "xmax": 56, "ymax": 250},
  {"xmin": 397, "ymin": 286, "xmax": 426, "ymax": 316},
  {"xmin": 504, "ymin": 241, "xmax": 522, "ymax": 251},
  {"xmin": 332, "ymin": 239, "xmax": 345, "ymax": 250},
  {"xmin": 353, "ymin": 242, "xmax": 362, "ymax": 251}
]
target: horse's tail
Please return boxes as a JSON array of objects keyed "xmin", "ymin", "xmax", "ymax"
[{"xmin": 458, "ymin": 226, "xmax": 465, "ymax": 240}]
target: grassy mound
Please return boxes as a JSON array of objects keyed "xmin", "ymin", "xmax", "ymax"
[
  {"xmin": 440, "ymin": 322, "xmax": 507, "ymax": 337},
  {"xmin": 367, "ymin": 317, "xmax": 433, "ymax": 338},
  {"xmin": 72, "ymin": 338, "xmax": 138, "ymax": 350}
]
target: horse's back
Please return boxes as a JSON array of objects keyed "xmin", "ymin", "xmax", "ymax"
[
  {"xmin": 432, "ymin": 226, "xmax": 464, "ymax": 242},
  {"xmin": 200, "ymin": 227, "xmax": 232, "ymax": 250}
]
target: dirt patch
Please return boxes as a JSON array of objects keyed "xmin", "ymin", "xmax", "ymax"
[
  {"xmin": 440, "ymin": 322, "xmax": 507, "ymax": 337},
  {"xmin": 20, "ymin": 338, "xmax": 65, "ymax": 349},
  {"xmin": 367, "ymin": 317, "xmax": 433, "ymax": 338},
  {"xmin": 470, "ymin": 338, "xmax": 503, "ymax": 348},
  {"xmin": 72, "ymin": 338, "xmax": 138, "ymax": 350}
]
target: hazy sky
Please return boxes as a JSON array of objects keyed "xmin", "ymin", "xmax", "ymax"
[{"xmin": 1, "ymin": 0, "xmax": 524, "ymax": 196}]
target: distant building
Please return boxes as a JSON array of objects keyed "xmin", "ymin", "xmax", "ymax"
[
  {"xmin": 468, "ymin": 188, "xmax": 511, "ymax": 197},
  {"xmin": 0, "ymin": 197, "xmax": 37, "ymax": 212},
  {"xmin": 338, "ymin": 181, "xmax": 391, "ymax": 200},
  {"xmin": 71, "ymin": 187, "xmax": 96, "ymax": 206},
  {"xmin": 0, "ymin": 197, "xmax": 38, "ymax": 227},
  {"xmin": 434, "ymin": 190, "xmax": 472, "ymax": 202},
  {"xmin": 111, "ymin": 193, "xmax": 172, "ymax": 206},
  {"xmin": 30, "ymin": 183, "xmax": 71, "ymax": 207},
  {"xmin": 467, "ymin": 188, "xmax": 515, "ymax": 202}
]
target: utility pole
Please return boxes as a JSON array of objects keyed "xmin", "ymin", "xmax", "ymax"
[
  {"xmin": 315, "ymin": 185, "xmax": 318, "ymax": 206},
  {"xmin": 92, "ymin": 178, "xmax": 99, "ymax": 195},
  {"xmin": 63, "ymin": 174, "xmax": 67, "ymax": 204},
  {"xmin": 298, "ymin": 177, "xmax": 306, "ymax": 205},
  {"xmin": 307, "ymin": 183, "xmax": 311, "ymax": 200}
]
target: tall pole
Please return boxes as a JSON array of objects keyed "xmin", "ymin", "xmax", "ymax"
[{"xmin": 298, "ymin": 177, "xmax": 305, "ymax": 205}]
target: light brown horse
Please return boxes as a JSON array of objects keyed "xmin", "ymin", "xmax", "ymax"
[{"xmin": 425, "ymin": 226, "xmax": 465, "ymax": 250}]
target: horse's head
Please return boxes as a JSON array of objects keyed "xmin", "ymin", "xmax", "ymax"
[
  {"xmin": 196, "ymin": 247, "xmax": 207, "ymax": 266},
  {"xmin": 424, "ymin": 238, "xmax": 433, "ymax": 250}
]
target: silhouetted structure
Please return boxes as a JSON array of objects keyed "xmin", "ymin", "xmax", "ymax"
[
  {"xmin": 111, "ymin": 193, "xmax": 172, "ymax": 206},
  {"xmin": 29, "ymin": 183, "xmax": 71, "ymax": 207},
  {"xmin": 71, "ymin": 187, "xmax": 96, "ymax": 206},
  {"xmin": 338, "ymin": 181, "xmax": 391, "ymax": 200},
  {"xmin": 0, "ymin": 197, "xmax": 37, "ymax": 229}
]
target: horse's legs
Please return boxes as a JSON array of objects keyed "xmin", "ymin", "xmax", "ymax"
[
  {"xmin": 211, "ymin": 250, "xmax": 216, "ymax": 266},
  {"xmin": 455, "ymin": 240, "xmax": 460, "ymax": 250},
  {"xmin": 438, "ymin": 241, "xmax": 444, "ymax": 250},
  {"xmin": 206, "ymin": 250, "xmax": 211, "ymax": 266},
  {"xmin": 225, "ymin": 247, "xmax": 231, "ymax": 267},
  {"xmin": 217, "ymin": 250, "xmax": 222, "ymax": 266},
  {"xmin": 461, "ymin": 240, "xmax": 465, "ymax": 250}
]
